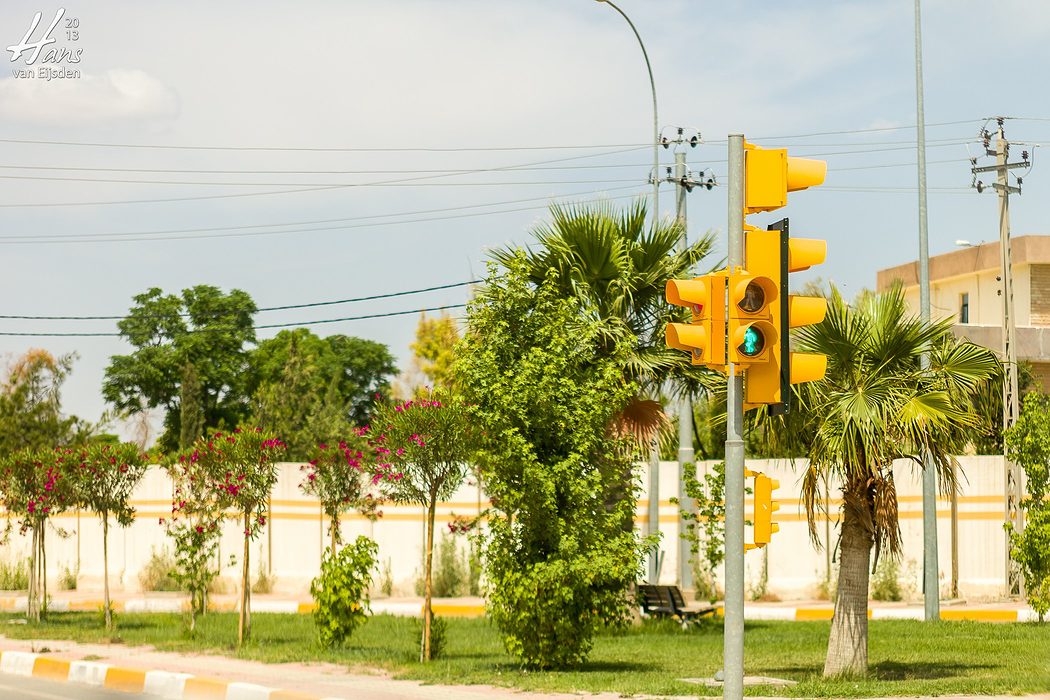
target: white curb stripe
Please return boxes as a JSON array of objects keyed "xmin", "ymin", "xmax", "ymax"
[
  {"xmin": 226, "ymin": 681, "xmax": 275, "ymax": 700},
  {"xmin": 871, "ymin": 608, "xmax": 922, "ymax": 620},
  {"xmin": 68, "ymin": 660, "xmax": 110, "ymax": 686},
  {"xmin": 743, "ymin": 607, "xmax": 796, "ymax": 620},
  {"xmin": 0, "ymin": 651, "xmax": 37, "ymax": 676},
  {"xmin": 143, "ymin": 669, "xmax": 193, "ymax": 699}
]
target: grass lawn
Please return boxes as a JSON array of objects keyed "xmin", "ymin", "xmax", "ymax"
[{"xmin": 1, "ymin": 612, "xmax": 1047, "ymax": 697}]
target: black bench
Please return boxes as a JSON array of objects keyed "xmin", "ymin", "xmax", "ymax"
[{"xmin": 637, "ymin": 584, "xmax": 717, "ymax": 627}]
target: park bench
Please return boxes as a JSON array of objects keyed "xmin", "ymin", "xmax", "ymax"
[{"xmin": 636, "ymin": 584, "xmax": 717, "ymax": 627}]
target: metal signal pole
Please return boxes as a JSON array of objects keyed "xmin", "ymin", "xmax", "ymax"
[{"xmin": 723, "ymin": 134, "xmax": 746, "ymax": 700}]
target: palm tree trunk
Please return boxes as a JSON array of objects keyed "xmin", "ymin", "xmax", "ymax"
[
  {"xmin": 824, "ymin": 502, "xmax": 872, "ymax": 676},
  {"xmin": 103, "ymin": 515, "xmax": 112, "ymax": 630},
  {"xmin": 422, "ymin": 499, "xmax": 437, "ymax": 662}
]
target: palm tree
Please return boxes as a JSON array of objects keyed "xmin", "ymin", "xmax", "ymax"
[
  {"xmin": 492, "ymin": 198, "xmax": 718, "ymax": 442},
  {"xmin": 794, "ymin": 284, "xmax": 1000, "ymax": 676}
]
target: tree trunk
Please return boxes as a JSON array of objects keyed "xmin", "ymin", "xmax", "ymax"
[
  {"xmin": 27, "ymin": 524, "xmax": 38, "ymax": 623},
  {"xmin": 239, "ymin": 511, "xmax": 251, "ymax": 646},
  {"xmin": 103, "ymin": 515, "xmax": 112, "ymax": 630},
  {"xmin": 823, "ymin": 502, "xmax": 873, "ymax": 676},
  {"xmin": 40, "ymin": 523, "xmax": 47, "ymax": 619},
  {"xmin": 422, "ymin": 500, "xmax": 437, "ymax": 662},
  {"xmin": 330, "ymin": 513, "xmax": 339, "ymax": 553}
]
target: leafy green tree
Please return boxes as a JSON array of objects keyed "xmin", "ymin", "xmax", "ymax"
[
  {"xmin": 492, "ymin": 199, "xmax": 717, "ymax": 443},
  {"xmin": 409, "ymin": 312, "xmax": 460, "ymax": 391},
  {"xmin": 457, "ymin": 256, "xmax": 648, "ymax": 668},
  {"xmin": 0, "ymin": 350, "xmax": 82, "ymax": 452},
  {"xmin": 103, "ymin": 286, "xmax": 257, "ymax": 451},
  {"xmin": 1005, "ymin": 392, "xmax": 1050, "ymax": 620},
  {"xmin": 0, "ymin": 447, "xmax": 79, "ymax": 622},
  {"xmin": 73, "ymin": 442, "xmax": 147, "ymax": 630},
  {"xmin": 370, "ymin": 388, "xmax": 477, "ymax": 662},
  {"xmin": 795, "ymin": 285, "xmax": 999, "ymax": 676},
  {"xmin": 179, "ymin": 363, "xmax": 205, "ymax": 449},
  {"xmin": 249, "ymin": 329, "xmax": 396, "ymax": 439},
  {"xmin": 252, "ymin": 332, "xmax": 350, "ymax": 459}
]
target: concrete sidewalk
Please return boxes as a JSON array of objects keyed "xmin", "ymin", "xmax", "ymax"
[
  {"xmin": 0, "ymin": 635, "xmax": 621, "ymax": 700},
  {"xmin": 0, "ymin": 591, "xmax": 1039, "ymax": 622}
]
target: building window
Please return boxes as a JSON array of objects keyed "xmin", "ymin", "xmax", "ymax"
[{"xmin": 960, "ymin": 293, "xmax": 970, "ymax": 324}]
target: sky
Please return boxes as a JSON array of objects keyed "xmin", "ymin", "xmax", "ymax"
[{"xmin": 0, "ymin": 0, "xmax": 1048, "ymax": 438}]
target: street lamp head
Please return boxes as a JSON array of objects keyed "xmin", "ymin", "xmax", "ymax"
[{"xmin": 954, "ymin": 240, "xmax": 972, "ymax": 247}]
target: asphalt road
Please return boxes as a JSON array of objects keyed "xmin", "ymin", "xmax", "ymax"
[{"xmin": 0, "ymin": 673, "xmax": 158, "ymax": 699}]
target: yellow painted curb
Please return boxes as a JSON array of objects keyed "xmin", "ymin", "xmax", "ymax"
[
  {"xmin": 429, "ymin": 603, "xmax": 485, "ymax": 618},
  {"xmin": 940, "ymin": 609, "xmax": 1018, "ymax": 622},
  {"xmin": 183, "ymin": 676, "xmax": 229, "ymax": 700},
  {"xmin": 103, "ymin": 667, "xmax": 146, "ymax": 693},
  {"xmin": 298, "ymin": 602, "xmax": 316, "ymax": 614},
  {"xmin": 31, "ymin": 656, "xmax": 70, "ymax": 682},
  {"xmin": 271, "ymin": 691, "xmax": 324, "ymax": 700},
  {"xmin": 795, "ymin": 608, "xmax": 834, "ymax": 620}
]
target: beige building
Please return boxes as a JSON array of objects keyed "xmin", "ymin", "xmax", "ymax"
[{"xmin": 876, "ymin": 234, "xmax": 1050, "ymax": 391}]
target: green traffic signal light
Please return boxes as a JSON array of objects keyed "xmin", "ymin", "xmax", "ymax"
[{"xmin": 738, "ymin": 325, "xmax": 765, "ymax": 357}]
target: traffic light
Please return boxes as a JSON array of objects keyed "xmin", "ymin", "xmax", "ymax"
[
  {"xmin": 752, "ymin": 471, "xmax": 780, "ymax": 547},
  {"xmin": 665, "ymin": 272, "xmax": 727, "ymax": 370},
  {"xmin": 738, "ymin": 143, "xmax": 829, "ymax": 412},
  {"xmin": 726, "ymin": 269, "xmax": 777, "ymax": 367}
]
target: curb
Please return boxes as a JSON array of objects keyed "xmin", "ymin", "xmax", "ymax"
[
  {"xmin": 0, "ymin": 598, "xmax": 1036, "ymax": 622},
  {"xmin": 0, "ymin": 649, "xmax": 343, "ymax": 700}
]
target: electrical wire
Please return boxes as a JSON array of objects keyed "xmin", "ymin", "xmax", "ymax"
[
  {"xmin": 0, "ymin": 188, "xmax": 644, "ymax": 244},
  {"xmin": 0, "ymin": 303, "xmax": 469, "ymax": 337},
  {"xmin": 0, "ymin": 146, "xmax": 648, "ymax": 208},
  {"xmin": 0, "ymin": 280, "xmax": 481, "ymax": 321}
]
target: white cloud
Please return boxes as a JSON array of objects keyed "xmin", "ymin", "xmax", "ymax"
[{"xmin": 0, "ymin": 68, "xmax": 178, "ymax": 125}]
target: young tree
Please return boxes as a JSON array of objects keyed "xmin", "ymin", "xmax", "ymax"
[
  {"xmin": 74, "ymin": 442, "xmax": 148, "ymax": 629},
  {"xmin": 796, "ymin": 286, "xmax": 999, "ymax": 675},
  {"xmin": 1005, "ymin": 392, "xmax": 1050, "ymax": 620},
  {"xmin": 103, "ymin": 286, "xmax": 257, "ymax": 451},
  {"xmin": 409, "ymin": 312, "xmax": 460, "ymax": 391},
  {"xmin": 300, "ymin": 434, "xmax": 380, "ymax": 551},
  {"xmin": 370, "ymin": 389, "xmax": 477, "ymax": 661},
  {"xmin": 457, "ymin": 256, "xmax": 648, "ymax": 668},
  {"xmin": 0, "ymin": 448, "xmax": 78, "ymax": 622},
  {"xmin": 0, "ymin": 350, "xmax": 82, "ymax": 452}
]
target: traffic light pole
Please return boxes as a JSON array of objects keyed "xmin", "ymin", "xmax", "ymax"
[
  {"xmin": 675, "ymin": 150, "xmax": 695, "ymax": 593},
  {"xmin": 723, "ymin": 134, "xmax": 746, "ymax": 700}
]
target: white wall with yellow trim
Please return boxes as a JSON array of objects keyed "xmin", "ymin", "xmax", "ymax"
[{"xmin": 0, "ymin": 456, "xmax": 1010, "ymax": 599}]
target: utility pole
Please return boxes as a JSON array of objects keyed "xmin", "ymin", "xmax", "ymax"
[
  {"xmin": 723, "ymin": 134, "xmax": 746, "ymax": 700},
  {"xmin": 971, "ymin": 119, "xmax": 1029, "ymax": 595},
  {"xmin": 665, "ymin": 127, "xmax": 713, "ymax": 592}
]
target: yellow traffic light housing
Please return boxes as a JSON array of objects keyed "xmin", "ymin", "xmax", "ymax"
[
  {"xmin": 665, "ymin": 272, "xmax": 727, "ymax": 370},
  {"xmin": 744, "ymin": 143, "xmax": 827, "ymax": 214},
  {"xmin": 752, "ymin": 471, "xmax": 780, "ymax": 547},
  {"xmin": 737, "ymin": 141, "xmax": 829, "ymax": 413},
  {"xmin": 727, "ymin": 270, "xmax": 777, "ymax": 366}
]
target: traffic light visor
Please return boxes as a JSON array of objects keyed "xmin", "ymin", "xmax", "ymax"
[
  {"xmin": 666, "ymin": 322, "xmax": 707, "ymax": 354},
  {"xmin": 730, "ymin": 275, "xmax": 777, "ymax": 313},
  {"xmin": 785, "ymin": 157, "xmax": 827, "ymax": 192},
  {"xmin": 787, "ymin": 238, "xmax": 827, "ymax": 272},
  {"xmin": 788, "ymin": 296, "xmax": 828, "ymax": 328},
  {"xmin": 790, "ymin": 353, "xmax": 828, "ymax": 384},
  {"xmin": 666, "ymin": 279, "xmax": 709, "ymax": 312}
]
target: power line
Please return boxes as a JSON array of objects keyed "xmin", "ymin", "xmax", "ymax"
[
  {"xmin": 0, "ymin": 188, "xmax": 644, "ymax": 244},
  {"xmin": 0, "ymin": 138, "xmax": 649, "ymax": 153},
  {"xmin": 0, "ymin": 304, "xmax": 469, "ymax": 337},
  {"xmin": 0, "ymin": 146, "xmax": 648, "ymax": 208},
  {"xmin": 0, "ymin": 280, "xmax": 481, "ymax": 321},
  {"xmin": 0, "ymin": 173, "xmax": 643, "ymax": 187}
]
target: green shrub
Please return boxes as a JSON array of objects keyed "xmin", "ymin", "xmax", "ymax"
[
  {"xmin": 310, "ymin": 536, "xmax": 378, "ymax": 648},
  {"xmin": 59, "ymin": 564, "xmax": 78, "ymax": 591},
  {"xmin": 432, "ymin": 534, "xmax": 467, "ymax": 597},
  {"xmin": 0, "ymin": 559, "xmax": 29, "ymax": 591},
  {"xmin": 1008, "ymin": 507, "xmax": 1050, "ymax": 620},
  {"xmin": 414, "ymin": 614, "xmax": 447, "ymax": 660},
  {"xmin": 379, "ymin": 559, "xmax": 393, "ymax": 597},
  {"xmin": 138, "ymin": 548, "xmax": 180, "ymax": 592},
  {"xmin": 870, "ymin": 557, "xmax": 903, "ymax": 602},
  {"xmin": 251, "ymin": 562, "xmax": 276, "ymax": 594}
]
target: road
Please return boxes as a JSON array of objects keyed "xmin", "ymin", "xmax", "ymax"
[{"xmin": 0, "ymin": 674, "xmax": 157, "ymax": 699}]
